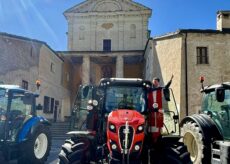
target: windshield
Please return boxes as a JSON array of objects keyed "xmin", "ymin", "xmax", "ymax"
[
  {"xmin": 71, "ymin": 86, "xmax": 94, "ymax": 130},
  {"xmin": 201, "ymin": 90, "xmax": 230, "ymax": 140},
  {"xmin": 105, "ymin": 86, "xmax": 146, "ymax": 113},
  {"xmin": 10, "ymin": 92, "xmax": 33, "ymax": 116}
]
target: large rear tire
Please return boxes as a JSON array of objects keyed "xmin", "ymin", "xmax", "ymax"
[
  {"xmin": 18, "ymin": 125, "xmax": 51, "ymax": 164},
  {"xmin": 162, "ymin": 142, "xmax": 192, "ymax": 164},
  {"xmin": 58, "ymin": 138, "xmax": 91, "ymax": 164},
  {"xmin": 181, "ymin": 121, "xmax": 204, "ymax": 164},
  {"xmin": 150, "ymin": 141, "xmax": 192, "ymax": 164}
]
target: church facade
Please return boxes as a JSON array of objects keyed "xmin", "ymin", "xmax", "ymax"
[
  {"xmin": 57, "ymin": 0, "xmax": 152, "ymax": 111},
  {"xmin": 1, "ymin": 0, "xmax": 230, "ymax": 121}
]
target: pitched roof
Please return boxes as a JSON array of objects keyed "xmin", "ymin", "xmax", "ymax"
[{"xmin": 64, "ymin": 0, "xmax": 151, "ymax": 15}]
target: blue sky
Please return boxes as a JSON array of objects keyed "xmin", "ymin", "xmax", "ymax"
[{"xmin": 0, "ymin": 0, "xmax": 230, "ymax": 51}]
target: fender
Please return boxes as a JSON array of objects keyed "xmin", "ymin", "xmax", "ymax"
[
  {"xmin": 67, "ymin": 131, "xmax": 96, "ymax": 140},
  {"xmin": 17, "ymin": 116, "xmax": 50, "ymax": 142},
  {"xmin": 180, "ymin": 114, "xmax": 223, "ymax": 142}
]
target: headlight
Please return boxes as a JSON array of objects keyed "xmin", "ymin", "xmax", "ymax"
[
  {"xmin": 109, "ymin": 140, "xmax": 118, "ymax": 151},
  {"xmin": 134, "ymin": 145, "xmax": 140, "ymax": 151},
  {"xmin": 88, "ymin": 100, "xmax": 98, "ymax": 107},
  {"xmin": 111, "ymin": 144, "xmax": 117, "ymax": 150},
  {"xmin": 109, "ymin": 123, "xmax": 116, "ymax": 133},
  {"xmin": 88, "ymin": 100, "xmax": 93, "ymax": 104},
  {"xmin": 133, "ymin": 141, "xmax": 142, "ymax": 152},
  {"xmin": 92, "ymin": 100, "xmax": 98, "ymax": 106},
  {"xmin": 136, "ymin": 124, "xmax": 144, "ymax": 134},
  {"xmin": 87, "ymin": 105, "xmax": 93, "ymax": 110}
]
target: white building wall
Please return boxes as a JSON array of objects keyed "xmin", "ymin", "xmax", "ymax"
[{"xmin": 68, "ymin": 12, "xmax": 150, "ymax": 51}]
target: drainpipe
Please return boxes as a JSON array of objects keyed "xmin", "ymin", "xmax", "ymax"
[{"xmin": 184, "ymin": 32, "xmax": 189, "ymax": 116}]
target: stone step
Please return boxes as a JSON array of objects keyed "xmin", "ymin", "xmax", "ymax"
[{"xmin": 50, "ymin": 121, "xmax": 71, "ymax": 140}]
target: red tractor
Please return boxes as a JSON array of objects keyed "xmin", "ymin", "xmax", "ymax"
[{"xmin": 58, "ymin": 78, "xmax": 191, "ymax": 164}]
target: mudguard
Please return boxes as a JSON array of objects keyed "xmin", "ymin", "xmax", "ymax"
[
  {"xmin": 180, "ymin": 114, "xmax": 223, "ymax": 141},
  {"xmin": 17, "ymin": 116, "xmax": 50, "ymax": 142}
]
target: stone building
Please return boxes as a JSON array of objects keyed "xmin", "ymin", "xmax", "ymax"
[
  {"xmin": 0, "ymin": 33, "xmax": 71, "ymax": 121},
  {"xmin": 144, "ymin": 11, "xmax": 230, "ymax": 118},
  {"xmin": 1, "ymin": 0, "xmax": 230, "ymax": 121},
  {"xmin": 58, "ymin": 0, "xmax": 151, "ymax": 89}
]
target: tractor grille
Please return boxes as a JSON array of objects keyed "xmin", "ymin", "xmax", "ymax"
[{"xmin": 119, "ymin": 126, "xmax": 134, "ymax": 149}]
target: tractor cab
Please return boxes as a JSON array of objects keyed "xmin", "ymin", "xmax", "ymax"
[
  {"xmin": 0, "ymin": 85, "xmax": 51, "ymax": 163},
  {"xmin": 70, "ymin": 85, "xmax": 95, "ymax": 131},
  {"xmin": 0, "ymin": 85, "xmax": 37, "ymax": 142},
  {"xmin": 70, "ymin": 78, "xmax": 151, "ymax": 132},
  {"xmin": 99, "ymin": 78, "xmax": 150, "ymax": 114},
  {"xmin": 200, "ymin": 82, "xmax": 230, "ymax": 140}
]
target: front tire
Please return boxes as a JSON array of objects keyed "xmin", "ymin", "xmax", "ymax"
[
  {"xmin": 162, "ymin": 142, "xmax": 192, "ymax": 164},
  {"xmin": 181, "ymin": 121, "xmax": 204, "ymax": 164},
  {"xmin": 58, "ymin": 138, "xmax": 91, "ymax": 164},
  {"xmin": 18, "ymin": 125, "xmax": 51, "ymax": 164},
  {"xmin": 150, "ymin": 141, "xmax": 192, "ymax": 164}
]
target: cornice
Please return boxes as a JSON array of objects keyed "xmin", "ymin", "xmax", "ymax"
[{"xmin": 65, "ymin": 10, "xmax": 151, "ymax": 19}]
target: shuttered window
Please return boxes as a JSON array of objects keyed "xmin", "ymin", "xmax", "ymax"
[
  {"xmin": 103, "ymin": 39, "xmax": 111, "ymax": 51},
  {"xmin": 197, "ymin": 47, "xmax": 208, "ymax": 64}
]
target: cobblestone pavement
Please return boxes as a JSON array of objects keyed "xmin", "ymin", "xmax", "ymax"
[
  {"xmin": 46, "ymin": 139, "xmax": 65, "ymax": 164},
  {"xmin": 0, "ymin": 139, "xmax": 64, "ymax": 164}
]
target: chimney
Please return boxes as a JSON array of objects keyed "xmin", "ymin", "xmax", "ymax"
[{"xmin": 217, "ymin": 11, "xmax": 230, "ymax": 32}]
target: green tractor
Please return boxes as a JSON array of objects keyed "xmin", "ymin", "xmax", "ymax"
[{"xmin": 180, "ymin": 78, "xmax": 230, "ymax": 164}]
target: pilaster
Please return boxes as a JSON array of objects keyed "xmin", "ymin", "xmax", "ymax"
[
  {"xmin": 116, "ymin": 56, "xmax": 124, "ymax": 78},
  {"xmin": 82, "ymin": 56, "xmax": 90, "ymax": 84}
]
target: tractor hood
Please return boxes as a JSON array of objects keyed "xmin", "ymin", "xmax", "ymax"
[
  {"xmin": 107, "ymin": 110, "xmax": 145, "ymax": 159},
  {"xmin": 108, "ymin": 110, "xmax": 145, "ymax": 125}
]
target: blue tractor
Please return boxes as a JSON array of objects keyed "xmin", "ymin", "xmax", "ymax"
[{"xmin": 0, "ymin": 85, "xmax": 51, "ymax": 163}]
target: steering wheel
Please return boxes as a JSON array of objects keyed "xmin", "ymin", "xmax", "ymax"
[
  {"xmin": 9, "ymin": 110, "xmax": 24, "ymax": 120},
  {"xmin": 0, "ymin": 108, "xmax": 6, "ymax": 121},
  {"xmin": 0, "ymin": 107, "xmax": 5, "ymax": 114},
  {"xmin": 9, "ymin": 110, "xmax": 25, "ymax": 129},
  {"xmin": 118, "ymin": 101, "xmax": 133, "ymax": 109},
  {"xmin": 220, "ymin": 105, "xmax": 230, "ymax": 121}
]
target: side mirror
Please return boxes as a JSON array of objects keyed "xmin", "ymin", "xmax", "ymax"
[
  {"xmin": 163, "ymin": 88, "xmax": 170, "ymax": 101},
  {"xmin": 216, "ymin": 87, "xmax": 225, "ymax": 102},
  {"xmin": 36, "ymin": 104, "xmax": 43, "ymax": 110},
  {"xmin": 22, "ymin": 93, "xmax": 33, "ymax": 104},
  {"xmin": 82, "ymin": 86, "xmax": 90, "ymax": 98}
]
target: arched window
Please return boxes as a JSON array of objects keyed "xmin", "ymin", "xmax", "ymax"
[{"xmin": 130, "ymin": 24, "xmax": 136, "ymax": 38}]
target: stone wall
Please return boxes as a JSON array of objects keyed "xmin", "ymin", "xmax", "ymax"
[
  {"xmin": 0, "ymin": 34, "xmax": 71, "ymax": 121},
  {"xmin": 144, "ymin": 36, "xmax": 185, "ymax": 118},
  {"xmin": 124, "ymin": 63, "xmax": 143, "ymax": 78},
  {"xmin": 186, "ymin": 32, "xmax": 230, "ymax": 115},
  {"xmin": 0, "ymin": 34, "xmax": 41, "ymax": 89},
  {"xmin": 143, "ymin": 40, "xmax": 154, "ymax": 80},
  {"xmin": 144, "ymin": 32, "xmax": 230, "ymax": 119},
  {"xmin": 37, "ymin": 45, "xmax": 70, "ymax": 121}
]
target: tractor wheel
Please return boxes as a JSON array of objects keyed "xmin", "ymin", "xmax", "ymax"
[
  {"xmin": 150, "ymin": 141, "xmax": 191, "ymax": 164},
  {"xmin": 181, "ymin": 121, "xmax": 204, "ymax": 164},
  {"xmin": 18, "ymin": 125, "xmax": 51, "ymax": 164},
  {"xmin": 58, "ymin": 138, "xmax": 91, "ymax": 164},
  {"xmin": 162, "ymin": 142, "xmax": 192, "ymax": 164}
]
